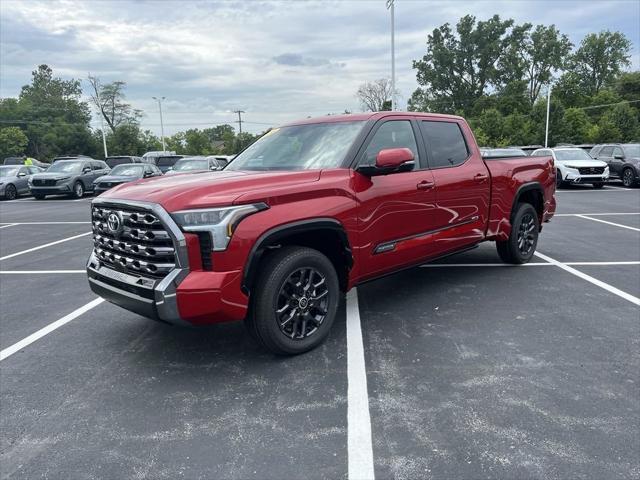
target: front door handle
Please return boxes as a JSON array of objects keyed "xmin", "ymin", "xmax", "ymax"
[
  {"xmin": 474, "ymin": 173, "xmax": 489, "ymax": 182},
  {"xmin": 417, "ymin": 180, "xmax": 435, "ymax": 190}
]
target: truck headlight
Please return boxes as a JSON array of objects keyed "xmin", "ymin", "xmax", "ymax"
[{"xmin": 171, "ymin": 203, "xmax": 267, "ymax": 251}]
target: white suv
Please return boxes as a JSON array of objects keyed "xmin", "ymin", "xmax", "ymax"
[{"xmin": 532, "ymin": 147, "xmax": 609, "ymax": 189}]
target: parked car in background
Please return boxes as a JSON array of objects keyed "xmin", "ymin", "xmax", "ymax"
[
  {"xmin": 29, "ymin": 159, "xmax": 109, "ymax": 199},
  {"xmin": 93, "ymin": 163, "xmax": 162, "ymax": 195},
  {"xmin": 0, "ymin": 165, "xmax": 44, "ymax": 200},
  {"xmin": 3, "ymin": 156, "xmax": 50, "ymax": 168},
  {"xmin": 532, "ymin": 147, "xmax": 608, "ymax": 188},
  {"xmin": 52, "ymin": 155, "xmax": 92, "ymax": 163},
  {"xmin": 105, "ymin": 156, "xmax": 145, "ymax": 169},
  {"xmin": 87, "ymin": 111, "xmax": 556, "ymax": 354},
  {"xmin": 212, "ymin": 155, "xmax": 234, "ymax": 168},
  {"xmin": 590, "ymin": 143, "xmax": 640, "ymax": 188},
  {"xmin": 153, "ymin": 155, "xmax": 184, "ymax": 173},
  {"xmin": 141, "ymin": 151, "xmax": 176, "ymax": 163},
  {"xmin": 480, "ymin": 147, "xmax": 527, "ymax": 158},
  {"xmin": 509, "ymin": 145, "xmax": 543, "ymax": 155},
  {"xmin": 165, "ymin": 156, "xmax": 224, "ymax": 175}
]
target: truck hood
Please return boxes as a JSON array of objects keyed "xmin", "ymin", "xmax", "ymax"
[
  {"xmin": 556, "ymin": 159, "xmax": 607, "ymax": 168},
  {"xmin": 101, "ymin": 169, "xmax": 322, "ymax": 211}
]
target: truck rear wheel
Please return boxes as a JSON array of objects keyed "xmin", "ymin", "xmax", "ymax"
[
  {"xmin": 496, "ymin": 203, "xmax": 539, "ymax": 264},
  {"xmin": 246, "ymin": 246, "xmax": 340, "ymax": 355}
]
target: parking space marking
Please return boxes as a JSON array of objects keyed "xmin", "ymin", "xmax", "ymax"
[
  {"xmin": 346, "ymin": 288, "xmax": 375, "ymax": 480},
  {"xmin": 554, "ymin": 212, "xmax": 640, "ymax": 216},
  {"xmin": 0, "ymin": 298, "xmax": 104, "ymax": 362},
  {"xmin": 534, "ymin": 251, "xmax": 640, "ymax": 306},
  {"xmin": 574, "ymin": 214, "xmax": 640, "ymax": 232},
  {"xmin": 0, "ymin": 223, "xmax": 18, "ymax": 229},
  {"xmin": 421, "ymin": 261, "xmax": 640, "ymax": 267},
  {"xmin": 556, "ymin": 189, "xmax": 633, "ymax": 193},
  {"xmin": 0, "ymin": 221, "xmax": 90, "ymax": 225},
  {"xmin": 0, "ymin": 232, "xmax": 91, "ymax": 261},
  {"xmin": 0, "ymin": 270, "xmax": 85, "ymax": 274}
]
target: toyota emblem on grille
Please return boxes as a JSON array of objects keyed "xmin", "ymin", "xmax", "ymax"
[{"xmin": 106, "ymin": 212, "xmax": 122, "ymax": 235}]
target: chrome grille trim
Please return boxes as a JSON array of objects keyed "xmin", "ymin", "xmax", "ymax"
[{"xmin": 91, "ymin": 203, "xmax": 178, "ymax": 279}]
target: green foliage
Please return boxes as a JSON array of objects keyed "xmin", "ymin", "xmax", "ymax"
[
  {"xmin": 0, "ymin": 127, "xmax": 28, "ymax": 158},
  {"xmin": 561, "ymin": 108, "xmax": 592, "ymax": 144}
]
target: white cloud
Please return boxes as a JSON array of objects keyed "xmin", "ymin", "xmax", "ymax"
[{"xmin": 1, "ymin": 0, "xmax": 638, "ymax": 134}]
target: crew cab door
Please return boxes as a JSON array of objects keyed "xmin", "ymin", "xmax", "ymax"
[
  {"xmin": 353, "ymin": 118, "xmax": 440, "ymax": 279},
  {"xmin": 418, "ymin": 119, "xmax": 491, "ymax": 252}
]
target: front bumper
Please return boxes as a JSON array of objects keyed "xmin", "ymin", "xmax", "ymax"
[
  {"xmin": 86, "ymin": 198, "xmax": 248, "ymax": 326},
  {"xmin": 563, "ymin": 172, "xmax": 609, "ymax": 184},
  {"xmin": 29, "ymin": 184, "xmax": 72, "ymax": 194}
]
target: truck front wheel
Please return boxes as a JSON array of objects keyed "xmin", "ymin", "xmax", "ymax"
[
  {"xmin": 246, "ymin": 246, "xmax": 340, "ymax": 355},
  {"xmin": 496, "ymin": 203, "xmax": 539, "ymax": 264}
]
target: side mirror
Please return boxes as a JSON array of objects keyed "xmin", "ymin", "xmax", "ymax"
[
  {"xmin": 614, "ymin": 154, "xmax": 624, "ymax": 160},
  {"xmin": 17, "ymin": 172, "xmax": 27, "ymax": 177},
  {"xmin": 143, "ymin": 171, "xmax": 152, "ymax": 178},
  {"xmin": 83, "ymin": 167, "xmax": 91, "ymax": 173},
  {"xmin": 357, "ymin": 148, "xmax": 415, "ymax": 176}
]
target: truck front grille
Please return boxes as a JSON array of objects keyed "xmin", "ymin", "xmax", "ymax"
[
  {"xmin": 578, "ymin": 167, "xmax": 605, "ymax": 175},
  {"xmin": 91, "ymin": 205, "xmax": 176, "ymax": 278}
]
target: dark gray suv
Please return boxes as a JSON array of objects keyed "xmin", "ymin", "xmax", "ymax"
[
  {"xmin": 590, "ymin": 144, "xmax": 640, "ymax": 188},
  {"xmin": 29, "ymin": 159, "xmax": 110, "ymax": 199}
]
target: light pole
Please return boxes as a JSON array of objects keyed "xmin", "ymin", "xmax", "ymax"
[
  {"xmin": 544, "ymin": 85, "xmax": 552, "ymax": 148},
  {"xmin": 386, "ymin": 0, "xmax": 396, "ymax": 111},
  {"xmin": 152, "ymin": 96, "xmax": 166, "ymax": 151}
]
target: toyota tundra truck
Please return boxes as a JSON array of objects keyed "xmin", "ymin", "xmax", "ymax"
[{"xmin": 87, "ymin": 112, "xmax": 556, "ymax": 354}]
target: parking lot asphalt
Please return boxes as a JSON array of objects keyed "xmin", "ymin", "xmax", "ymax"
[{"xmin": 0, "ymin": 185, "xmax": 639, "ymax": 480}]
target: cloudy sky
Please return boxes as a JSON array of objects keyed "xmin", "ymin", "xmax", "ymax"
[{"xmin": 1, "ymin": 0, "xmax": 639, "ymax": 135}]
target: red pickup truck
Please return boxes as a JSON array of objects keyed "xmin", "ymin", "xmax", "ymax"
[{"xmin": 87, "ymin": 112, "xmax": 556, "ymax": 354}]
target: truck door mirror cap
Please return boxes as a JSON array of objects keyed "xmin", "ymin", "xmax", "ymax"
[{"xmin": 357, "ymin": 148, "xmax": 416, "ymax": 176}]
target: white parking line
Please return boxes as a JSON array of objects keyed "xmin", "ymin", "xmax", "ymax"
[
  {"xmin": 0, "ymin": 223, "xmax": 17, "ymax": 229},
  {"xmin": 0, "ymin": 232, "xmax": 92, "ymax": 261},
  {"xmin": 346, "ymin": 288, "xmax": 375, "ymax": 480},
  {"xmin": 0, "ymin": 222, "xmax": 90, "ymax": 225},
  {"xmin": 574, "ymin": 214, "xmax": 640, "ymax": 232},
  {"xmin": 0, "ymin": 270, "xmax": 85, "ymax": 274},
  {"xmin": 421, "ymin": 261, "xmax": 640, "ymax": 267},
  {"xmin": 554, "ymin": 213, "xmax": 640, "ymax": 216},
  {"xmin": 0, "ymin": 298, "xmax": 104, "ymax": 362},
  {"xmin": 556, "ymin": 189, "xmax": 633, "ymax": 193},
  {"xmin": 534, "ymin": 252, "xmax": 640, "ymax": 306}
]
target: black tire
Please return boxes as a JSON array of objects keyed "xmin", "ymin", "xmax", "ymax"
[
  {"xmin": 496, "ymin": 203, "xmax": 539, "ymax": 264},
  {"xmin": 246, "ymin": 246, "xmax": 340, "ymax": 355},
  {"xmin": 592, "ymin": 182, "xmax": 604, "ymax": 189},
  {"xmin": 71, "ymin": 181, "xmax": 84, "ymax": 199},
  {"xmin": 33, "ymin": 193, "xmax": 46, "ymax": 200},
  {"xmin": 4, "ymin": 184, "xmax": 17, "ymax": 200},
  {"xmin": 622, "ymin": 168, "xmax": 636, "ymax": 188},
  {"xmin": 555, "ymin": 169, "xmax": 564, "ymax": 189}
]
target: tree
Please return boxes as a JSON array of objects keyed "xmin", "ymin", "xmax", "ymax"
[
  {"xmin": 501, "ymin": 24, "xmax": 572, "ymax": 104},
  {"xmin": 602, "ymin": 103, "xmax": 640, "ymax": 142},
  {"xmin": 0, "ymin": 127, "xmax": 28, "ymax": 159},
  {"xmin": 570, "ymin": 31, "xmax": 631, "ymax": 95},
  {"xmin": 561, "ymin": 108, "xmax": 592, "ymax": 144},
  {"xmin": 17, "ymin": 65, "xmax": 95, "ymax": 159},
  {"xmin": 356, "ymin": 79, "xmax": 395, "ymax": 111},
  {"xmin": 411, "ymin": 15, "xmax": 515, "ymax": 114},
  {"xmin": 87, "ymin": 75, "xmax": 141, "ymax": 133}
]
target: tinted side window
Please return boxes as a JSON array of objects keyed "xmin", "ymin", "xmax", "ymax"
[
  {"xmin": 613, "ymin": 147, "xmax": 624, "ymax": 157},
  {"xmin": 420, "ymin": 121, "xmax": 468, "ymax": 168},
  {"xmin": 361, "ymin": 120, "xmax": 418, "ymax": 165},
  {"xmin": 600, "ymin": 146, "xmax": 614, "ymax": 157}
]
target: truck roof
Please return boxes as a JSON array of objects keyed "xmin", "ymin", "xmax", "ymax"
[{"xmin": 283, "ymin": 111, "xmax": 464, "ymax": 127}]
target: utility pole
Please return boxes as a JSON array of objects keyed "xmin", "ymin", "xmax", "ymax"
[
  {"xmin": 152, "ymin": 96, "xmax": 166, "ymax": 151},
  {"xmin": 234, "ymin": 110, "xmax": 245, "ymax": 135},
  {"xmin": 386, "ymin": 0, "xmax": 396, "ymax": 111},
  {"xmin": 544, "ymin": 85, "xmax": 552, "ymax": 148}
]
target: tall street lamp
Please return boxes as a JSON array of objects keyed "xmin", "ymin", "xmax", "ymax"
[
  {"xmin": 152, "ymin": 96, "xmax": 166, "ymax": 151},
  {"xmin": 386, "ymin": 0, "xmax": 396, "ymax": 111}
]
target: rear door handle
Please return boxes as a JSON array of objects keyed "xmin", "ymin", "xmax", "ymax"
[
  {"xmin": 474, "ymin": 173, "xmax": 489, "ymax": 182},
  {"xmin": 417, "ymin": 180, "xmax": 435, "ymax": 190}
]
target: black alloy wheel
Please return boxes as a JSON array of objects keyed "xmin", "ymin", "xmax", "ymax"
[
  {"xmin": 72, "ymin": 181, "xmax": 84, "ymax": 198},
  {"xmin": 622, "ymin": 168, "xmax": 635, "ymax": 188},
  {"xmin": 4, "ymin": 184, "xmax": 17, "ymax": 200},
  {"xmin": 496, "ymin": 202, "xmax": 539, "ymax": 264},
  {"xmin": 275, "ymin": 267, "xmax": 329, "ymax": 340},
  {"xmin": 516, "ymin": 212, "xmax": 536, "ymax": 257}
]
